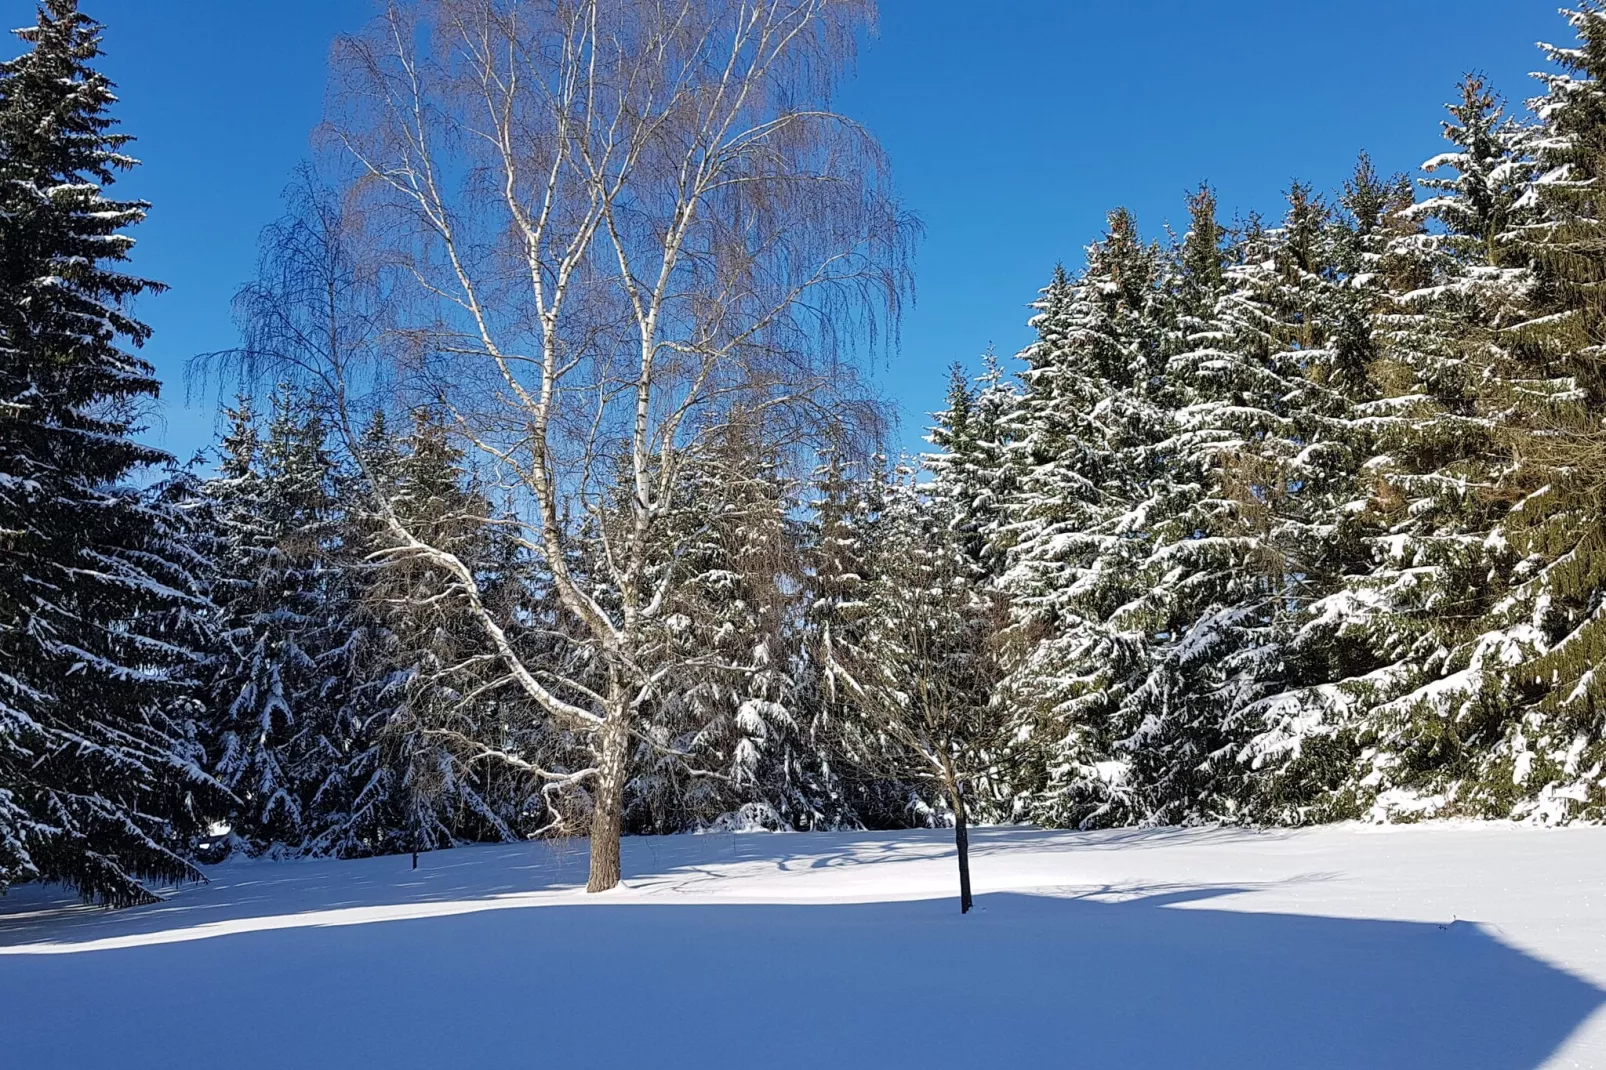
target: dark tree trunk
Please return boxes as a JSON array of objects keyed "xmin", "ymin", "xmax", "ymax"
[{"xmin": 952, "ymin": 780, "xmax": 973, "ymax": 914}]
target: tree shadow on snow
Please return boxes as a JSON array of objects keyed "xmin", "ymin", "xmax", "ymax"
[{"xmin": 0, "ymin": 885, "xmax": 1598, "ymax": 1070}]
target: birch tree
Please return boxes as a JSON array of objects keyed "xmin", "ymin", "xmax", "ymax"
[{"xmin": 328, "ymin": 0, "xmax": 909, "ymax": 890}]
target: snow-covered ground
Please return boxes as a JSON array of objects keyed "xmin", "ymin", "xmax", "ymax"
[{"xmin": 2, "ymin": 824, "xmax": 1603, "ymax": 1069}]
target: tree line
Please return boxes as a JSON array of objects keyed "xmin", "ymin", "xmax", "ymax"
[
  {"xmin": 965, "ymin": 16, "xmax": 1606, "ymax": 833},
  {"xmin": 6, "ymin": 0, "xmax": 1606, "ymax": 909}
]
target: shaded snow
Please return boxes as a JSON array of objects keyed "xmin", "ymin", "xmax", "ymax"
[{"xmin": 2, "ymin": 824, "xmax": 1605, "ymax": 1069}]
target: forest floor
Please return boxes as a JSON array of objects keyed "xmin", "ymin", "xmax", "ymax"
[{"xmin": 2, "ymin": 823, "xmax": 1604, "ymax": 1069}]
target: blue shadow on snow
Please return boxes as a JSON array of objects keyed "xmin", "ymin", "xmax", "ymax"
[{"xmin": 0, "ymin": 885, "xmax": 1599, "ymax": 1069}]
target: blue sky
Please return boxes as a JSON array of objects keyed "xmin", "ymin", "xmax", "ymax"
[{"xmin": 82, "ymin": 0, "xmax": 1562, "ymax": 463}]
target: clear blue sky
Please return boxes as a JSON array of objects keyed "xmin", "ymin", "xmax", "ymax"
[{"xmin": 82, "ymin": 0, "xmax": 1562, "ymax": 463}]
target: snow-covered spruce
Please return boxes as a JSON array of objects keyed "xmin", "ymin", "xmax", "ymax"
[{"xmin": 0, "ymin": 0, "xmax": 220, "ymax": 907}]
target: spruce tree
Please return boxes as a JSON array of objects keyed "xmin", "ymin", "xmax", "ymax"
[
  {"xmin": 1188, "ymin": 179, "xmax": 1382, "ymax": 820},
  {"xmin": 204, "ymin": 387, "xmax": 363, "ymax": 852},
  {"xmin": 638, "ymin": 419, "xmax": 807, "ymax": 831},
  {"xmin": 924, "ymin": 358, "xmax": 1017, "ymax": 819},
  {"xmin": 1297, "ymin": 82, "xmax": 1539, "ymax": 820},
  {"xmin": 994, "ymin": 210, "xmax": 1170, "ymax": 828},
  {"xmin": 926, "ymin": 356, "xmax": 1017, "ymax": 576},
  {"xmin": 1241, "ymin": 163, "xmax": 1422, "ymax": 817},
  {"xmin": 797, "ymin": 443, "xmax": 898, "ymax": 826},
  {"xmin": 1462, "ymin": 2, "xmax": 1606, "ymax": 818},
  {"xmin": 1108, "ymin": 186, "xmax": 1275, "ymax": 822},
  {"xmin": 0, "ymin": 0, "xmax": 215, "ymax": 905},
  {"xmin": 355, "ymin": 408, "xmax": 544, "ymax": 854}
]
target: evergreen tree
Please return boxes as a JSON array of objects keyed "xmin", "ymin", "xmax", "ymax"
[
  {"xmin": 1194, "ymin": 178, "xmax": 1391, "ymax": 820},
  {"xmin": 204, "ymin": 387, "xmax": 364, "ymax": 853},
  {"xmin": 634, "ymin": 419, "xmax": 808, "ymax": 831},
  {"xmin": 1286, "ymin": 82, "xmax": 1540, "ymax": 821},
  {"xmin": 355, "ymin": 408, "xmax": 546, "ymax": 855},
  {"xmin": 993, "ymin": 210, "xmax": 1175, "ymax": 828},
  {"xmin": 1106, "ymin": 186, "xmax": 1277, "ymax": 822},
  {"xmin": 1460, "ymin": 2, "xmax": 1606, "ymax": 818},
  {"xmin": 926, "ymin": 355, "xmax": 1017, "ymax": 576},
  {"xmin": 0, "ymin": 0, "xmax": 215, "ymax": 905},
  {"xmin": 924, "ymin": 358, "xmax": 1017, "ymax": 818},
  {"xmin": 797, "ymin": 442, "xmax": 901, "ymax": 826}
]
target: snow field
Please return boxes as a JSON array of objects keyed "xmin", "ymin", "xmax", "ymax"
[{"xmin": 2, "ymin": 823, "xmax": 1604, "ymax": 1069}]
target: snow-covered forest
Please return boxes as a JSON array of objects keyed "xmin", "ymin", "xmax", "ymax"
[{"xmin": 10, "ymin": 0, "xmax": 1606, "ymax": 912}]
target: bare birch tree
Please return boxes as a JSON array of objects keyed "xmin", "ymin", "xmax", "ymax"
[{"xmin": 323, "ymin": 0, "xmax": 910, "ymax": 891}]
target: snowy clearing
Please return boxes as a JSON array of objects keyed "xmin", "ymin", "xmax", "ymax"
[{"xmin": 3, "ymin": 824, "xmax": 1605, "ymax": 1069}]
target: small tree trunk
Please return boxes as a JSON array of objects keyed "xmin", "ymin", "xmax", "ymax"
[
  {"xmin": 587, "ymin": 703, "xmax": 632, "ymax": 893},
  {"xmin": 952, "ymin": 779, "xmax": 973, "ymax": 915}
]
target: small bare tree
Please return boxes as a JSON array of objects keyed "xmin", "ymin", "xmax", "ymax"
[
  {"xmin": 323, "ymin": 0, "xmax": 910, "ymax": 891},
  {"xmin": 842, "ymin": 469, "xmax": 1004, "ymax": 914}
]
